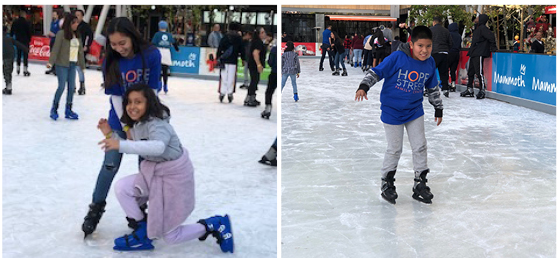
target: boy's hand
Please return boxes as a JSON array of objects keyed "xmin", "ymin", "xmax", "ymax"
[
  {"xmin": 98, "ymin": 138, "xmax": 119, "ymax": 152},
  {"xmin": 46, "ymin": 63, "xmax": 52, "ymax": 69},
  {"xmin": 297, "ymin": 73, "xmax": 300, "ymax": 78},
  {"xmin": 97, "ymin": 118, "xmax": 112, "ymax": 136},
  {"xmin": 435, "ymin": 117, "xmax": 443, "ymax": 126},
  {"xmin": 355, "ymin": 89, "xmax": 368, "ymax": 101}
]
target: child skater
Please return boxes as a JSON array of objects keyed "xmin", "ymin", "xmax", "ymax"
[
  {"xmin": 82, "ymin": 17, "xmax": 161, "ymax": 237},
  {"xmin": 281, "ymin": 41, "xmax": 300, "ymax": 102},
  {"xmin": 98, "ymin": 83, "xmax": 234, "ymax": 252},
  {"xmin": 354, "ymin": 26, "xmax": 443, "ymax": 205},
  {"xmin": 151, "ymin": 20, "xmax": 179, "ymax": 94},
  {"xmin": 3, "ymin": 26, "xmax": 29, "ymax": 95}
]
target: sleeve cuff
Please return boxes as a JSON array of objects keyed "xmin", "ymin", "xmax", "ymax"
[
  {"xmin": 435, "ymin": 109, "xmax": 443, "ymax": 118},
  {"xmin": 357, "ymin": 84, "xmax": 370, "ymax": 93}
]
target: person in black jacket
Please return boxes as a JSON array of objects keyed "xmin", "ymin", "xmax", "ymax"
[
  {"xmin": 216, "ymin": 22, "xmax": 245, "ymax": 103},
  {"xmin": 460, "ymin": 14, "xmax": 496, "ymax": 99},
  {"xmin": 448, "ymin": 22, "xmax": 462, "ymax": 92},
  {"xmin": 430, "ymin": 17, "xmax": 453, "ymax": 97},
  {"xmin": 530, "ymin": 32, "xmax": 545, "ymax": 53},
  {"xmin": 10, "ymin": 10, "xmax": 33, "ymax": 76},
  {"xmin": 74, "ymin": 9, "xmax": 94, "ymax": 95},
  {"xmin": 261, "ymin": 45, "xmax": 276, "ymax": 119},
  {"xmin": 3, "ymin": 26, "xmax": 29, "ymax": 94}
]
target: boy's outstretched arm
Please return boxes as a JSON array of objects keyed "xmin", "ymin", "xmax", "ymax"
[
  {"xmin": 427, "ymin": 86, "xmax": 444, "ymax": 126},
  {"xmin": 355, "ymin": 69, "xmax": 381, "ymax": 101}
]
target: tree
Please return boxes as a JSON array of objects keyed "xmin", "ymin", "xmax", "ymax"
[{"xmin": 409, "ymin": 5, "xmax": 474, "ymax": 33}]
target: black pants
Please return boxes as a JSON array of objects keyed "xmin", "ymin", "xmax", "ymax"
[
  {"xmin": 161, "ymin": 65, "xmax": 169, "ymax": 86},
  {"xmin": 467, "ymin": 56, "xmax": 485, "ymax": 90},
  {"xmin": 3, "ymin": 58, "xmax": 13, "ymax": 85},
  {"xmin": 16, "ymin": 41, "xmax": 29, "ymax": 67},
  {"xmin": 248, "ymin": 68, "xmax": 260, "ymax": 96},
  {"xmin": 448, "ymin": 52, "xmax": 460, "ymax": 83},
  {"xmin": 265, "ymin": 72, "xmax": 277, "ymax": 105},
  {"xmin": 319, "ymin": 44, "xmax": 334, "ymax": 70},
  {"xmin": 432, "ymin": 53, "xmax": 449, "ymax": 91},
  {"xmin": 362, "ymin": 49, "xmax": 369, "ymax": 67},
  {"xmin": 368, "ymin": 50, "xmax": 375, "ymax": 66}
]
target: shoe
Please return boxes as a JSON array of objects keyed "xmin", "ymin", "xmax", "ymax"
[
  {"xmin": 78, "ymin": 82, "xmax": 86, "ymax": 95},
  {"xmin": 239, "ymin": 84, "xmax": 248, "ymax": 89},
  {"xmin": 261, "ymin": 104, "xmax": 271, "ymax": 119},
  {"xmin": 50, "ymin": 102, "xmax": 59, "ymax": 121},
  {"xmin": 113, "ymin": 220, "xmax": 154, "ymax": 251},
  {"xmin": 460, "ymin": 88, "xmax": 475, "ymax": 97},
  {"xmin": 219, "ymin": 94, "xmax": 225, "ymax": 103},
  {"xmin": 412, "ymin": 169, "xmax": 434, "ymax": 204},
  {"xmin": 198, "ymin": 215, "xmax": 234, "ymax": 253},
  {"xmin": 82, "ymin": 201, "xmax": 106, "ymax": 237},
  {"xmin": 319, "ymin": 67, "xmax": 324, "ymax": 71},
  {"xmin": 443, "ymin": 90, "xmax": 449, "ymax": 98},
  {"xmin": 381, "ymin": 171, "xmax": 398, "ymax": 204},
  {"xmin": 476, "ymin": 89, "xmax": 486, "ymax": 99},
  {"xmin": 228, "ymin": 93, "xmax": 233, "ymax": 103},
  {"xmin": 244, "ymin": 95, "xmax": 258, "ymax": 107},
  {"xmin": 293, "ymin": 93, "xmax": 299, "ymax": 102},
  {"xmin": 3, "ymin": 87, "xmax": 12, "ymax": 95},
  {"xmin": 450, "ymin": 82, "xmax": 456, "ymax": 92},
  {"xmin": 16, "ymin": 66, "xmax": 20, "ymax": 75},
  {"xmin": 341, "ymin": 68, "xmax": 347, "ymax": 76},
  {"xmin": 65, "ymin": 104, "xmax": 79, "ymax": 120},
  {"xmin": 332, "ymin": 69, "xmax": 340, "ymax": 76}
]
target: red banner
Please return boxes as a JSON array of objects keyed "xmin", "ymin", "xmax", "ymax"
[
  {"xmin": 28, "ymin": 36, "xmax": 50, "ymax": 61},
  {"xmin": 281, "ymin": 42, "xmax": 317, "ymax": 56}
]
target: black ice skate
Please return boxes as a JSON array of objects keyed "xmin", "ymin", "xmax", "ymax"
[
  {"xmin": 82, "ymin": 201, "xmax": 106, "ymax": 238},
  {"xmin": 261, "ymin": 104, "xmax": 271, "ymax": 119},
  {"xmin": 476, "ymin": 89, "xmax": 486, "ymax": 99},
  {"xmin": 460, "ymin": 87, "xmax": 475, "ymax": 97},
  {"xmin": 23, "ymin": 66, "xmax": 30, "ymax": 76},
  {"xmin": 332, "ymin": 69, "xmax": 340, "ymax": 76},
  {"xmin": 381, "ymin": 171, "xmax": 398, "ymax": 204},
  {"xmin": 412, "ymin": 169, "xmax": 434, "ymax": 204},
  {"xmin": 228, "ymin": 93, "xmax": 233, "ymax": 103},
  {"xmin": 450, "ymin": 82, "xmax": 456, "ymax": 92},
  {"xmin": 341, "ymin": 68, "xmax": 347, "ymax": 76},
  {"xmin": 3, "ymin": 85, "xmax": 12, "ymax": 95},
  {"xmin": 443, "ymin": 90, "xmax": 449, "ymax": 98},
  {"xmin": 78, "ymin": 82, "xmax": 86, "ymax": 95},
  {"xmin": 219, "ymin": 94, "xmax": 225, "ymax": 103},
  {"xmin": 16, "ymin": 65, "xmax": 20, "ymax": 75}
]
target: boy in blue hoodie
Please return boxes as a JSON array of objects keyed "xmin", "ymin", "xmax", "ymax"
[{"xmin": 355, "ymin": 26, "xmax": 443, "ymax": 205}]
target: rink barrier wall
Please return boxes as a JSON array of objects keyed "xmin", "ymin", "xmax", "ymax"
[
  {"xmin": 297, "ymin": 44, "xmax": 556, "ymax": 115},
  {"xmin": 28, "ymin": 37, "xmax": 269, "ymax": 84}
]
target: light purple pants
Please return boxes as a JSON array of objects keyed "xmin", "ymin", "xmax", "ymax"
[{"xmin": 115, "ymin": 174, "xmax": 206, "ymax": 244}]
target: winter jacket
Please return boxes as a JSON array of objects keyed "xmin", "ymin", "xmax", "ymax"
[
  {"xmin": 358, "ymin": 42, "xmax": 443, "ymax": 125},
  {"xmin": 334, "ymin": 38, "xmax": 345, "ymax": 54},
  {"xmin": 468, "ymin": 14, "xmax": 497, "ymax": 58},
  {"xmin": 49, "ymin": 30, "xmax": 86, "ymax": 70},
  {"xmin": 530, "ymin": 40, "xmax": 544, "ymax": 53},
  {"xmin": 448, "ymin": 23, "xmax": 462, "ymax": 53},
  {"xmin": 77, "ymin": 21, "xmax": 93, "ymax": 50},
  {"xmin": 10, "ymin": 17, "xmax": 32, "ymax": 44},
  {"xmin": 352, "ymin": 36, "xmax": 364, "ymax": 50},
  {"xmin": 217, "ymin": 31, "xmax": 245, "ymax": 64},
  {"xmin": 3, "ymin": 32, "xmax": 29, "ymax": 60},
  {"xmin": 208, "ymin": 31, "xmax": 222, "ymax": 48},
  {"xmin": 344, "ymin": 38, "xmax": 352, "ymax": 49},
  {"xmin": 282, "ymin": 51, "xmax": 300, "ymax": 75},
  {"xmin": 429, "ymin": 23, "xmax": 452, "ymax": 53}
]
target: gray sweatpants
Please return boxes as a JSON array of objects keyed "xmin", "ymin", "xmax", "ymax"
[{"xmin": 381, "ymin": 116, "xmax": 428, "ymax": 178}]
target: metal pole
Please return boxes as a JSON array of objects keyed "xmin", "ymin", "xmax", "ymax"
[
  {"xmin": 95, "ymin": 5, "xmax": 110, "ymax": 38},
  {"xmin": 43, "ymin": 5, "xmax": 52, "ymax": 37},
  {"xmin": 84, "ymin": 5, "xmax": 94, "ymax": 23},
  {"xmin": 115, "ymin": 5, "xmax": 121, "ymax": 17}
]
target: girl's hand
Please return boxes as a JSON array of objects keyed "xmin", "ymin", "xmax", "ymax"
[
  {"xmin": 98, "ymin": 139, "xmax": 120, "ymax": 152},
  {"xmin": 435, "ymin": 117, "xmax": 443, "ymax": 126},
  {"xmin": 355, "ymin": 89, "xmax": 368, "ymax": 101},
  {"xmin": 97, "ymin": 118, "xmax": 112, "ymax": 136}
]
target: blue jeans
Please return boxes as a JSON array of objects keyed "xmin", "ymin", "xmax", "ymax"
[
  {"xmin": 281, "ymin": 73, "xmax": 298, "ymax": 94},
  {"xmin": 353, "ymin": 49, "xmax": 363, "ymax": 64},
  {"xmin": 335, "ymin": 52, "xmax": 346, "ymax": 70},
  {"xmin": 53, "ymin": 63, "xmax": 76, "ymax": 106},
  {"xmin": 76, "ymin": 65, "xmax": 85, "ymax": 83},
  {"xmin": 92, "ymin": 130, "xmax": 127, "ymax": 203},
  {"xmin": 319, "ymin": 44, "xmax": 334, "ymax": 70}
]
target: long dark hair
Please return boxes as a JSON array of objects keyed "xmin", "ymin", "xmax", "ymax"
[
  {"xmin": 104, "ymin": 17, "xmax": 151, "ymax": 89},
  {"xmin": 120, "ymin": 83, "xmax": 171, "ymax": 127},
  {"xmin": 62, "ymin": 13, "xmax": 79, "ymax": 41},
  {"xmin": 375, "ymin": 30, "xmax": 385, "ymax": 45},
  {"xmin": 285, "ymin": 41, "xmax": 295, "ymax": 52}
]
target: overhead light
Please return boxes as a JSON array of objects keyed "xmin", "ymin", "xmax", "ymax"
[{"xmin": 151, "ymin": 5, "xmax": 156, "ymax": 10}]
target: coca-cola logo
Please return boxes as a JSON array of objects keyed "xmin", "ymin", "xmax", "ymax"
[{"xmin": 29, "ymin": 45, "xmax": 50, "ymax": 57}]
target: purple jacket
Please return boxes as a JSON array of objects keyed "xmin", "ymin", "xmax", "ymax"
[{"xmin": 134, "ymin": 148, "xmax": 195, "ymax": 239}]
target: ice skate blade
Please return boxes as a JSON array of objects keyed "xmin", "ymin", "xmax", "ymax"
[
  {"xmin": 381, "ymin": 193, "xmax": 396, "ymax": 205},
  {"xmin": 412, "ymin": 193, "xmax": 432, "ymax": 204}
]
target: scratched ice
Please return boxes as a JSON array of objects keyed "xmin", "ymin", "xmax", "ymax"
[
  {"xmin": 3, "ymin": 63, "xmax": 277, "ymax": 258},
  {"xmin": 281, "ymin": 58, "xmax": 555, "ymax": 257}
]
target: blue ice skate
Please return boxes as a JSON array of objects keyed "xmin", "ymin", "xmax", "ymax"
[
  {"xmin": 198, "ymin": 214, "xmax": 234, "ymax": 253},
  {"xmin": 113, "ymin": 220, "xmax": 154, "ymax": 251},
  {"xmin": 294, "ymin": 93, "xmax": 299, "ymax": 102}
]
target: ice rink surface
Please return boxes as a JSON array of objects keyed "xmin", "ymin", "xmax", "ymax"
[
  {"xmin": 281, "ymin": 58, "xmax": 556, "ymax": 257},
  {"xmin": 3, "ymin": 63, "xmax": 277, "ymax": 257}
]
